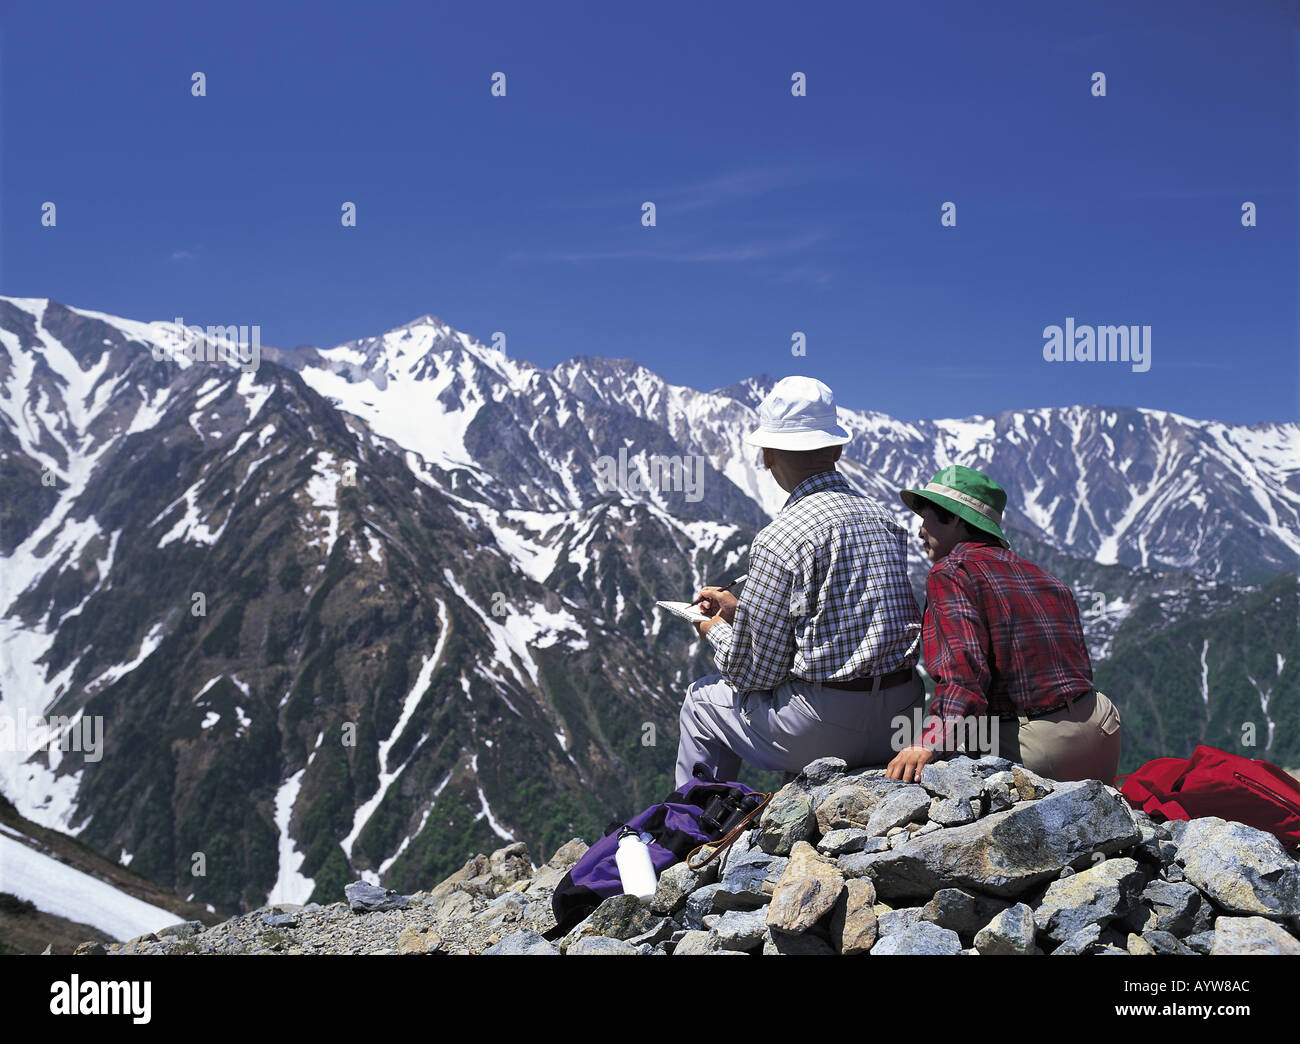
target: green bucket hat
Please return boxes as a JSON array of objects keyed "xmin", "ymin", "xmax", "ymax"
[{"xmin": 899, "ymin": 465, "xmax": 1010, "ymax": 548}]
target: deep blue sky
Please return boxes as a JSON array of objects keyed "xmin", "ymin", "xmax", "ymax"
[{"xmin": 3, "ymin": 1, "xmax": 1297, "ymax": 425}]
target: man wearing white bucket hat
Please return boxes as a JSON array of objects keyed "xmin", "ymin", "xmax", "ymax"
[{"xmin": 675, "ymin": 376, "xmax": 924, "ymax": 787}]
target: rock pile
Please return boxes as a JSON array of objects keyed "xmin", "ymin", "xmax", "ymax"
[{"xmin": 71, "ymin": 756, "xmax": 1300, "ymax": 956}]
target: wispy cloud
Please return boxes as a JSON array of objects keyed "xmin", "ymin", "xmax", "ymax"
[
  {"xmin": 170, "ymin": 248, "xmax": 199, "ymax": 262},
  {"xmin": 657, "ymin": 164, "xmax": 827, "ymax": 214},
  {"xmin": 557, "ymin": 160, "xmax": 837, "ymax": 215}
]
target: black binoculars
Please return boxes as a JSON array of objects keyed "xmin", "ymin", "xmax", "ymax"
[{"xmin": 699, "ymin": 791, "xmax": 761, "ymax": 836}]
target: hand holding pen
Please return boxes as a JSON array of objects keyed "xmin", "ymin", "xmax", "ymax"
[{"xmin": 691, "ymin": 574, "xmax": 747, "ymax": 627}]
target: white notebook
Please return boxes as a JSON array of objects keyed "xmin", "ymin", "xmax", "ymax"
[{"xmin": 654, "ymin": 600, "xmax": 712, "ymax": 624}]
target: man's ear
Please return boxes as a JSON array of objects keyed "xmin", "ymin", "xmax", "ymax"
[
  {"xmin": 762, "ymin": 448, "xmax": 774, "ymax": 470},
  {"xmin": 831, "ymin": 446, "xmax": 843, "ymax": 462}
]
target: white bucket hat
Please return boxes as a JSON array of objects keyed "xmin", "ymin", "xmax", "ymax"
[{"xmin": 743, "ymin": 375, "xmax": 853, "ymax": 450}]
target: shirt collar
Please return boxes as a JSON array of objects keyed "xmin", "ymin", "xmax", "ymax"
[{"xmin": 782, "ymin": 469, "xmax": 850, "ymax": 511}]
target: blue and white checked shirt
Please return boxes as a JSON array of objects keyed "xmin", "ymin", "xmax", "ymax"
[{"xmin": 705, "ymin": 470, "xmax": 922, "ymax": 692}]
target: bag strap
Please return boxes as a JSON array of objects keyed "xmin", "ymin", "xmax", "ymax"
[{"xmin": 684, "ymin": 791, "xmax": 772, "ymax": 871}]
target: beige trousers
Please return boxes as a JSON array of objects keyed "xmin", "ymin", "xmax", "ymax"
[{"xmin": 993, "ymin": 689, "xmax": 1123, "ymax": 784}]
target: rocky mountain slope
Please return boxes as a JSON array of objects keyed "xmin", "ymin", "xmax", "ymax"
[
  {"xmin": 65, "ymin": 756, "xmax": 1300, "ymax": 957},
  {"xmin": 1, "ymin": 296, "xmax": 1295, "ymax": 923}
]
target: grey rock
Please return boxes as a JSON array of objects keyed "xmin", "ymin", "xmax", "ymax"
[
  {"xmin": 1124, "ymin": 879, "xmax": 1202, "ymax": 936},
  {"xmin": 626, "ymin": 918, "xmax": 676, "ymax": 948},
  {"xmin": 1162, "ymin": 863, "xmax": 1187, "ymax": 883},
  {"xmin": 799, "ymin": 757, "xmax": 848, "ymax": 786},
  {"xmin": 929, "ymin": 797, "xmax": 980, "ymax": 827},
  {"xmin": 870, "ymin": 921, "xmax": 962, "ymax": 955},
  {"xmin": 156, "ymin": 920, "xmax": 203, "ymax": 938},
  {"xmin": 567, "ymin": 936, "xmax": 639, "ymax": 956},
  {"xmin": 1142, "ymin": 930, "xmax": 1195, "ymax": 955},
  {"xmin": 1189, "ymin": 900, "xmax": 1216, "ymax": 935},
  {"xmin": 983, "ymin": 781, "xmax": 1016, "ymax": 813},
  {"xmin": 1034, "ymin": 857, "xmax": 1147, "ymax": 943},
  {"xmin": 814, "ymin": 779, "xmax": 901, "ymax": 833},
  {"xmin": 563, "ymin": 893, "xmax": 657, "ymax": 948},
  {"xmin": 671, "ymin": 930, "xmax": 723, "ymax": 955},
  {"xmin": 651, "ymin": 859, "xmax": 717, "ymax": 915},
  {"xmin": 877, "ymin": 906, "xmax": 925, "ymax": 937},
  {"xmin": 865, "ymin": 785, "xmax": 931, "ymax": 836},
  {"xmin": 971, "ymin": 756, "xmax": 1017, "ymax": 775},
  {"xmin": 973, "ymin": 903, "xmax": 1038, "ymax": 955},
  {"xmin": 715, "ymin": 853, "xmax": 788, "ymax": 910},
  {"xmin": 718, "ymin": 828, "xmax": 761, "ymax": 876},
  {"xmin": 921, "ymin": 888, "xmax": 1011, "ymax": 937},
  {"xmin": 848, "ymin": 780, "xmax": 1140, "ymax": 900},
  {"xmin": 1178, "ymin": 818, "xmax": 1300, "ymax": 917},
  {"xmin": 837, "ymin": 847, "xmax": 889, "ymax": 884},
  {"xmin": 709, "ymin": 908, "xmax": 768, "ymax": 951},
  {"xmin": 680, "ymin": 883, "xmax": 724, "ymax": 928},
  {"xmin": 1210, "ymin": 916, "xmax": 1300, "ymax": 955},
  {"xmin": 473, "ymin": 891, "xmax": 529, "ymax": 927},
  {"xmin": 1051, "ymin": 923, "xmax": 1102, "ymax": 955},
  {"xmin": 762, "ymin": 929, "xmax": 836, "ymax": 955},
  {"xmin": 345, "ymin": 881, "xmax": 410, "ymax": 913},
  {"xmin": 1184, "ymin": 930, "xmax": 1216, "ymax": 955},
  {"xmin": 920, "ymin": 758, "xmax": 985, "ymax": 802},
  {"xmin": 1166, "ymin": 819, "xmax": 1190, "ymax": 845},
  {"xmin": 483, "ymin": 929, "xmax": 558, "ymax": 955},
  {"xmin": 1133, "ymin": 822, "xmax": 1175, "ymax": 866},
  {"xmin": 757, "ymin": 786, "xmax": 815, "ymax": 855},
  {"xmin": 888, "ymin": 826, "xmax": 924, "ymax": 849},
  {"xmin": 818, "ymin": 829, "xmax": 879, "ymax": 857}
]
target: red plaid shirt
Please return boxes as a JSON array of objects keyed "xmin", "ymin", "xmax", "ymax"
[{"xmin": 919, "ymin": 542, "xmax": 1093, "ymax": 750}]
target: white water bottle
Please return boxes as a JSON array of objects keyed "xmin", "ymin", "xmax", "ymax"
[{"xmin": 614, "ymin": 827, "xmax": 658, "ymax": 899}]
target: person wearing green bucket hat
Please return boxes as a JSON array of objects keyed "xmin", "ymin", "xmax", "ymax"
[{"xmin": 887, "ymin": 464, "xmax": 1123, "ymax": 785}]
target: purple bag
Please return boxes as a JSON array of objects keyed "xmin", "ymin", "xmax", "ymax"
[{"xmin": 547, "ymin": 765, "xmax": 765, "ymax": 938}]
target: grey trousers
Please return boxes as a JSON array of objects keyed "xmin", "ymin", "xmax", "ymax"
[{"xmin": 675, "ymin": 672, "xmax": 927, "ymax": 788}]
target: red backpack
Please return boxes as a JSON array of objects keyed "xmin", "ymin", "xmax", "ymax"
[{"xmin": 1119, "ymin": 745, "xmax": 1300, "ymax": 850}]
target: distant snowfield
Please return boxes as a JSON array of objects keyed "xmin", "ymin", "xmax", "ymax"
[{"xmin": 0, "ymin": 831, "xmax": 181, "ymax": 941}]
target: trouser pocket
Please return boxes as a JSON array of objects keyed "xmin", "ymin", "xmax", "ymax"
[{"xmin": 1095, "ymin": 691, "xmax": 1121, "ymax": 736}]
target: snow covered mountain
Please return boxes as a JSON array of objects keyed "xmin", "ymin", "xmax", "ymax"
[
  {"xmin": 284, "ymin": 320, "xmax": 1300, "ymax": 582},
  {"xmin": 0, "ymin": 296, "xmax": 1295, "ymax": 917}
]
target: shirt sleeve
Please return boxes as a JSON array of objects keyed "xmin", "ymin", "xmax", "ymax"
[
  {"xmin": 705, "ymin": 535, "xmax": 797, "ymax": 693},
  {"xmin": 919, "ymin": 563, "xmax": 991, "ymax": 750}
]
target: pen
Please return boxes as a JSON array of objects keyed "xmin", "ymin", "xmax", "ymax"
[{"xmin": 687, "ymin": 574, "xmax": 749, "ymax": 608}]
